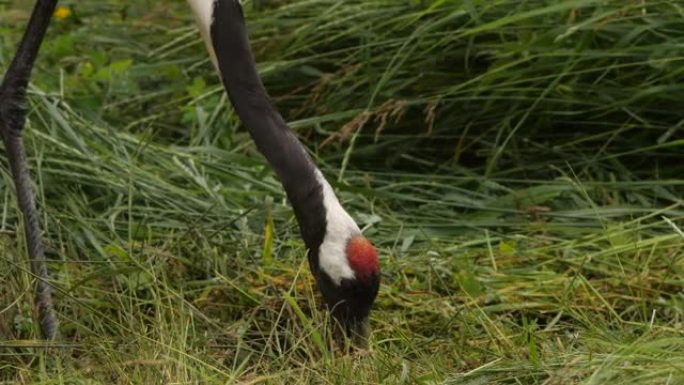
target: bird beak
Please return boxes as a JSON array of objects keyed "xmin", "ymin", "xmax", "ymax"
[
  {"xmin": 349, "ymin": 317, "xmax": 370, "ymax": 348},
  {"xmin": 334, "ymin": 316, "xmax": 370, "ymax": 349}
]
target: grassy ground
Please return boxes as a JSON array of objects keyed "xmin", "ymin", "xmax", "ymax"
[{"xmin": 1, "ymin": 0, "xmax": 683, "ymax": 383}]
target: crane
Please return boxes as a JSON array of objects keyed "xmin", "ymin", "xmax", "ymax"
[{"xmin": 0, "ymin": 0, "xmax": 380, "ymax": 346}]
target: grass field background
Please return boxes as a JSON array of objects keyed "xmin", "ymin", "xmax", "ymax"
[{"xmin": 1, "ymin": 0, "xmax": 683, "ymax": 383}]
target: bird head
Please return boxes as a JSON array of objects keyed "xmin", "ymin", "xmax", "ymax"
[
  {"xmin": 311, "ymin": 171, "xmax": 380, "ymax": 347},
  {"xmin": 318, "ymin": 235, "xmax": 380, "ymax": 347}
]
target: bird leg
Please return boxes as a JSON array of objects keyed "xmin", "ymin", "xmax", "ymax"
[{"xmin": 0, "ymin": 0, "xmax": 59, "ymax": 340}]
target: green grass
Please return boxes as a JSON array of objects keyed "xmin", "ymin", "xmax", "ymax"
[{"xmin": 1, "ymin": 0, "xmax": 684, "ymax": 383}]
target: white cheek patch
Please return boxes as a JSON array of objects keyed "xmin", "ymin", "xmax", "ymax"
[
  {"xmin": 186, "ymin": 0, "xmax": 219, "ymax": 70},
  {"xmin": 315, "ymin": 169, "xmax": 360, "ymax": 286}
]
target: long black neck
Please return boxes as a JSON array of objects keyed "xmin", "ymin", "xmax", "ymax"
[{"xmin": 209, "ymin": 0, "xmax": 326, "ymax": 268}]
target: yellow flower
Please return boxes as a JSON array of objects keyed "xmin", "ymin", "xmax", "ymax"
[{"xmin": 53, "ymin": 6, "xmax": 71, "ymax": 20}]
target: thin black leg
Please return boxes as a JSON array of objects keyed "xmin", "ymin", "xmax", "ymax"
[{"xmin": 0, "ymin": 0, "xmax": 59, "ymax": 340}]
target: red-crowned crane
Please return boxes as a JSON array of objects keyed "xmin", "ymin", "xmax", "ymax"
[{"xmin": 0, "ymin": 0, "xmax": 380, "ymax": 346}]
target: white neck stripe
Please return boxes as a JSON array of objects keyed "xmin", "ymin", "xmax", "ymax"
[
  {"xmin": 315, "ymin": 169, "xmax": 358, "ymax": 285},
  {"xmin": 186, "ymin": 0, "xmax": 219, "ymax": 70}
]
